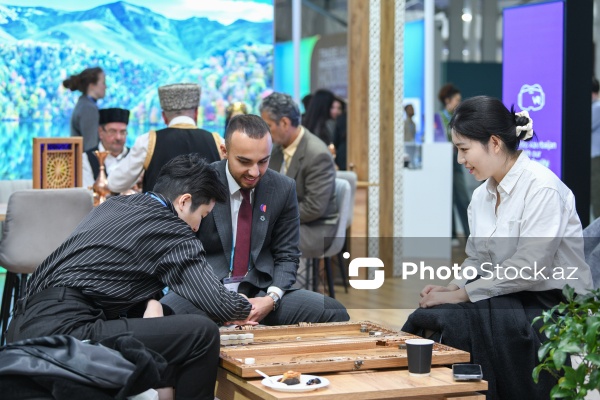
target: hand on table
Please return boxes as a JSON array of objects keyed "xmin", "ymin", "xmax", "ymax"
[
  {"xmin": 223, "ymin": 293, "xmax": 259, "ymax": 326},
  {"xmin": 223, "ymin": 319, "xmax": 259, "ymax": 327},
  {"xmin": 245, "ymin": 296, "xmax": 275, "ymax": 323}
]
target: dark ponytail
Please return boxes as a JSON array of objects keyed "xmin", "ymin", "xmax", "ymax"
[
  {"xmin": 449, "ymin": 96, "xmax": 535, "ymax": 155},
  {"xmin": 63, "ymin": 67, "xmax": 103, "ymax": 94}
]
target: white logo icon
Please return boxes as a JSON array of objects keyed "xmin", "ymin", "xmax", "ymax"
[
  {"xmin": 518, "ymin": 84, "xmax": 545, "ymax": 112},
  {"xmin": 347, "ymin": 254, "xmax": 385, "ymax": 290}
]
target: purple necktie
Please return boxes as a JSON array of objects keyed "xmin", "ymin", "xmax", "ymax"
[{"xmin": 232, "ymin": 189, "xmax": 252, "ymax": 277}]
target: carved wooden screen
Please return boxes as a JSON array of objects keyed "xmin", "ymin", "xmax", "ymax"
[{"xmin": 32, "ymin": 137, "xmax": 83, "ymax": 189}]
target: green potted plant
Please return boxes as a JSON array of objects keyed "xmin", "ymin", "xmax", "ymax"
[{"xmin": 532, "ymin": 286, "xmax": 600, "ymax": 399}]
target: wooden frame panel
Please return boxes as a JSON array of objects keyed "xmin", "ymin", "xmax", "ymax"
[{"xmin": 33, "ymin": 137, "xmax": 83, "ymax": 189}]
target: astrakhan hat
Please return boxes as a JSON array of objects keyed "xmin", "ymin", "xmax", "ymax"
[
  {"xmin": 158, "ymin": 83, "xmax": 201, "ymax": 111},
  {"xmin": 99, "ymin": 108, "xmax": 130, "ymax": 125}
]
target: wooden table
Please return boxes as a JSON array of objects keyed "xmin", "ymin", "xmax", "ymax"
[
  {"xmin": 0, "ymin": 203, "xmax": 6, "ymax": 221},
  {"xmin": 217, "ymin": 322, "xmax": 485, "ymax": 399},
  {"xmin": 216, "ymin": 366, "xmax": 487, "ymax": 400}
]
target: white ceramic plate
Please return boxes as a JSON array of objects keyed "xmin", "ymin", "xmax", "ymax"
[{"xmin": 261, "ymin": 374, "xmax": 330, "ymax": 392}]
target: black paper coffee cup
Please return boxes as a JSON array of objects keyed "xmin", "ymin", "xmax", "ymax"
[{"xmin": 406, "ymin": 338, "xmax": 434, "ymax": 376}]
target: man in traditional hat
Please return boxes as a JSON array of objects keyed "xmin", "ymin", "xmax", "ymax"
[
  {"xmin": 108, "ymin": 83, "xmax": 222, "ymax": 193},
  {"xmin": 82, "ymin": 107, "xmax": 130, "ymax": 188}
]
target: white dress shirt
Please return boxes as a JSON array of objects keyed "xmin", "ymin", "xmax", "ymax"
[
  {"xmin": 450, "ymin": 152, "xmax": 593, "ymax": 302},
  {"xmin": 225, "ymin": 162, "xmax": 283, "ymax": 300},
  {"xmin": 107, "ymin": 116, "xmax": 196, "ymax": 192},
  {"xmin": 82, "ymin": 142, "xmax": 129, "ymax": 188}
]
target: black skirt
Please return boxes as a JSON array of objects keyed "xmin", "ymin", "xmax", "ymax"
[{"xmin": 402, "ymin": 289, "xmax": 565, "ymax": 400}]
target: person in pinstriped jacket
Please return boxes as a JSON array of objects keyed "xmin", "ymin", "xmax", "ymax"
[{"xmin": 7, "ymin": 154, "xmax": 252, "ymax": 400}]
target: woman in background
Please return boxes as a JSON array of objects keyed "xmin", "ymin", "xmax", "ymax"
[
  {"xmin": 63, "ymin": 67, "xmax": 106, "ymax": 151},
  {"xmin": 330, "ymin": 96, "xmax": 345, "ymax": 121},
  {"xmin": 435, "ymin": 83, "xmax": 470, "ymax": 241},
  {"xmin": 404, "ymin": 96, "xmax": 593, "ymax": 400},
  {"xmin": 303, "ymin": 89, "xmax": 336, "ymax": 146}
]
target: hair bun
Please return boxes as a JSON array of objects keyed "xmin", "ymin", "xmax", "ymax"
[
  {"xmin": 62, "ymin": 75, "xmax": 80, "ymax": 91},
  {"xmin": 515, "ymin": 114, "xmax": 530, "ymax": 128}
]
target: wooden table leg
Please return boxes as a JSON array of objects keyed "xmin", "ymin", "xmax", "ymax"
[{"xmin": 216, "ymin": 367, "xmax": 264, "ymax": 400}]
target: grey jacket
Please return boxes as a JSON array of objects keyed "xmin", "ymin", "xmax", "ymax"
[
  {"xmin": 270, "ymin": 127, "xmax": 338, "ymax": 226},
  {"xmin": 70, "ymin": 95, "xmax": 99, "ymax": 151}
]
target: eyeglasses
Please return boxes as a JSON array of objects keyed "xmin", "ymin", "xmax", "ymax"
[{"xmin": 102, "ymin": 127, "xmax": 127, "ymax": 137}]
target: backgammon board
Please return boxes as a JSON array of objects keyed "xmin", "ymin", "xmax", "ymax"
[{"xmin": 219, "ymin": 321, "xmax": 469, "ymax": 378}]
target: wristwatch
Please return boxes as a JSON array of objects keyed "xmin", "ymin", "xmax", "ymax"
[{"xmin": 266, "ymin": 292, "xmax": 280, "ymax": 311}]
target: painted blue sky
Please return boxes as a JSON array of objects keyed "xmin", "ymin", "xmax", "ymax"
[{"xmin": 0, "ymin": 0, "xmax": 274, "ymax": 24}]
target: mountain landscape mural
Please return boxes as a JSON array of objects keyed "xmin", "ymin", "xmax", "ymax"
[{"xmin": 0, "ymin": 1, "xmax": 274, "ymax": 179}]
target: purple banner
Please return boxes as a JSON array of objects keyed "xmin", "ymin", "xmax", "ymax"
[{"xmin": 502, "ymin": 1, "xmax": 564, "ymax": 178}]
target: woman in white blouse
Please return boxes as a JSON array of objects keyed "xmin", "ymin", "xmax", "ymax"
[
  {"xmin": 403, "ymin": 96, "xmax": 592, "ymax": 399},
  {"xmin": 420, "ymin": 96, "xmax": 592, "ymax": 306}
]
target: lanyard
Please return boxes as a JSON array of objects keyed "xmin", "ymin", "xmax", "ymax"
[
  {"xmin": 148, "ymin": 193, "xmax": 167, "ymax": 207},
  {"xmin": 229, "ymin": 241, "xmax": 235, "ymax": 277}
]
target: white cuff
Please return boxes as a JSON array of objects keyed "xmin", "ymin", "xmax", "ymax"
[{"xmin": 266, "ymin": 286, "xmax": 284, "ymax": 301}]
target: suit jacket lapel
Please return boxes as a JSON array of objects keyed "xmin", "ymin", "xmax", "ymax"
[
  {"xmin": 285, "ymin": 133, "xmax": 307, "ymax": 180},
  {"xmin": 270, "ymin": 145, "xmax": 284, "ymax": 172},
  {"xmin": 250, "ymin": 171, "xmax": 271, "ymax": 266},
  {"xmin": 214, "ymin": 161, "xmax": 233, "ymax": 269}
]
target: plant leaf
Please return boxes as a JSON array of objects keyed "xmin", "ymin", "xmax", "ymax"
[
  {"xmin": 532, "ymin": 364, "xmax": 543, "ymax": 383},
  {"xmin": 553, "ymin": 350, "xmax": 567, "ymax": 371},
  {"xmin": 560, "ymin": 343, "xmax": 582, "ymax": 354},
  {"xmin": 576, "ymin": 363, "xmax": 588, "ymax": 383},
  {"xmin": 585, "ymin": 353, "xmax": 600, "ymax": 367},
  {"xmin": 557, "ymin": 303, "xmax": 568, "ymax": 313},
  {"xmin": 562, "ymin": 285, "xmax": 575, "ymax": 302},
  {"xmin": 585, "ymin": 318, "xmax": 600, "ymax": 349},
  {"xmin": 587, "ymin": 369, "xmax": 600, "ymax": 392},
  {"xmin": 539, "ymin": 342, "xmax": 552, "ymax": 361},
  {"xmin": 550, "ymin": 385, "xmax": 574, "ymax": 399},
  {"xmin": 562, "ymin": 365, "xmax": 576, "ymax": 381},
  {"xmin": 558, "ymin": 376, "xmax": 577, "ymax": 390}
]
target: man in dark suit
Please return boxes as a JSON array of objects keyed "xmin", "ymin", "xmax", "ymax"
[
  {"xmin": 260, "ymin": 92, "xmax": 338, "ymax": 259},
  {"xmin": 161, "ymin": 114, "xmax": 349, "ymax": 325}
]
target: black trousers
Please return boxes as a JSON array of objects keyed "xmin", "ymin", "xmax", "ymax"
[{"xmin": 7, "ymin": 287, "xmax": 219, "ymax": 400}]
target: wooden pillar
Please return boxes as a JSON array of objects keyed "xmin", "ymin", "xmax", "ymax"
[
  {"xmin": 348, "ymin": 0, "xmax": 404, "ymax": 277},
  {"xmin": 347, "ymin": 0, "xmax": 369, "ymax": 181},
  {"xmin": 347, "ymin": 0, "xmax": 371, "ymax": 267},
  {"xmin": 379, "ymin": 0, "xmax": 396, "ymax": 277}
]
